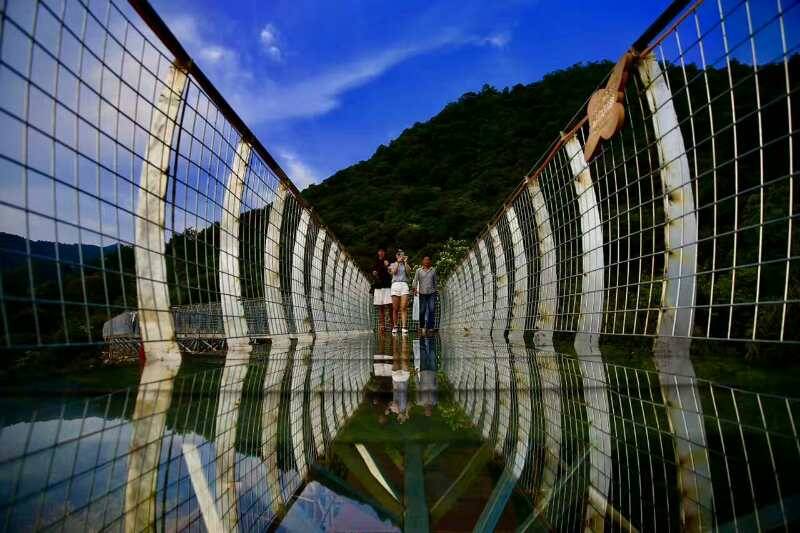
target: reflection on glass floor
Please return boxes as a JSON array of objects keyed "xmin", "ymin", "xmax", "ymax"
[{"xmin": 1, "ymin": 333, "xmax": 799, "ymax": 531}]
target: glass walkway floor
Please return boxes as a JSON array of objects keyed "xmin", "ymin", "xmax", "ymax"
[{"xmin": 1, "ymin": 332, "xmax": 798, "ymax": 532}]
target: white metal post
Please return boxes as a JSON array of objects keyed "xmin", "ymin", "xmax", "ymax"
[
  {"xmin": 291, "ymin": 209, "xmax": 312, "ymax": 339},
  {"xmin": 264, "ymin": 182, "xmax": 289, "ymax": 339},
  {"xmin": 478, "ymin": 238, "xmax": 494, "ymax": 333},
  {"xmin": 506, "ymin": 206, "xmax": 528, "ymax": 340},
  {"xmin": 489, "ymin": 226, "xmax": 508, "ymax": 338},
  {"xmin": 528, "ymin": 175, "xmax": 558, "ymax": 348},
  {"xmin": 310, "ymin": 228, "xmax": 327, "ymax": 334},
  {"xmin": 125, "ymin": 65, "xmax": 187, "ymax": 533},
  {"xmin": 323, "ymin": 240, "xmax": 339, "ymax": 333},
  {"xmin": 565, "ymin": 134, "xmax": 612, "ymax": 531},
  {"xmin": 214, "ymin": 139, "xmax": 253, "ymax": 533},
  {"xmin": 640, "ymin": 53, "xmax": 713, "ymax": 532}
]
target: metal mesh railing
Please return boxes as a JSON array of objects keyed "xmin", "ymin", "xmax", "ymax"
[
  {"xmin": 440, "ymin": 333, "xmax": 800, "ymax": 531},
  {"xmin": 0, "ymin": 0, "xmax": 371, "ymax": 358},
  {"xmin": 0, "ymin": 335, "xmax": 373, "ymax": 532},
  {"xmin": 440, "ymin": 0, "xmax": 800, "ymax": 344}
]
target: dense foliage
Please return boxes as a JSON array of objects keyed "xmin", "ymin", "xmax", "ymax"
[{"xmin": 302, "ymin": 62, "xmax": 615, "ymax": 269}]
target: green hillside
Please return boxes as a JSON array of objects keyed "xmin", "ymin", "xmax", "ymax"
[{"xmin": 302, "ymin": 61, "xmax": 615, "ymax": 269}]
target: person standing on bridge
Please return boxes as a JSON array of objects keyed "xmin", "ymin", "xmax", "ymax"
[
  {"xmin": 372, "ymin": 248, "xmax": 393, "ymax": 332},
  {"xmin": 412, "ymin": 256, "xmax": 438, "ymax": 335},
  {"xmin": 388, "ymin": 249, "xmax": 411, "ymax": 335}
]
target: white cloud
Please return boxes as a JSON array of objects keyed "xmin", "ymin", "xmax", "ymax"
[
  {"xmin": 266, "ymin": 45, "xmax": 282, "ymax": 62},
  {"xmin": 234, "ymin": 29, "xmax": 465, "ymax": 123},
  {"xmin": 165, "ymin": 13, "xmax": 507, "ymax": 125},
  {"xmin": 259, "ymin": 23, "xmax": 283, "ymax": 62},
  {"xmin": 481, "ymin": 31, "xmax": 511, "ymax": 48},
  {"xmin": 276, "ymin": 149, "xmax": 318, "ymax": 189},
  {"xmin": 259, "ymin": 24, "xmax": 278, "ymax": 46},
  {"xmin": 198, "ymin": 45, "xmax": 227, "ymax": 63}
]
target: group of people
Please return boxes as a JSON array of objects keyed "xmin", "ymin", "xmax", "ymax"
[{"xmin": 371, "ymin": 248, "xmax": 438, "ymax": 335}]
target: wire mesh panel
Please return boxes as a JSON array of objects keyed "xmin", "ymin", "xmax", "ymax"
[
  {"xmin": 0, "ymin": 335, "xmax": 373, "ymax": 531},
  {"xmin": 440, "ymin": 0, "xmax": 800, "ymax": 345},
  {"xmin": 438, "ymin": 334, "xmax": 800, "ymax": 531},
  {"xmin": 0, "ymin": 0, "xmax": 371, "ymax": 360}
]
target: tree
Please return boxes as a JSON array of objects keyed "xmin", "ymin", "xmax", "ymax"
[{"xmin": 434, "ymin": 238, "xmax": 471, "ymax": 281}]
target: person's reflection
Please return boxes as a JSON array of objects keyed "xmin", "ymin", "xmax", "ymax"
[
  {"xmin": 386, "ymin": 334, "xmax": 411, "ymax": 423},
  {"xmin": 372, "ymin": 329, "xmax": 393, "ymax": 378},
  {"xmin": 416, "ymin": 335, "xmax": 437, "ymax": 417}
]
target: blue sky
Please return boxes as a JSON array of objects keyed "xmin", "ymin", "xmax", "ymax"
[{"xmin": 151, "ymin": 0, "xmax": 674, "ymax": 189}]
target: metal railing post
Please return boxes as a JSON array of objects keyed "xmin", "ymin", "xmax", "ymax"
[
  {"xmin": 506, "ymin": 206, "xmax": 528, "ymax": 340},
  {"xmin": 639, "ymin": 53, "xmax": 713, "ymax": 532},
  {"xmin": 214, "ymin": 139, "xmax": 253, "ymax": 533},
  {"xmin": 564, "ymin": 134, "xmax": 612, "ymax": 531},
  {"xmin": 489, "ymin": 226, "xmax": 508, "ymax": 338},
  {"xmin": 310, "ymin": 229, "xmax": 327, "ymax": 335},
  {"xmin": 291, "ymin": 209, "xmax": 313, "ymax": 339},
  {"xmin": 478, "ymin": 238, "xmax": 495, "ymax": 333},
  {"xmin": 133, "ymin": 65, "xmax": 188, "ymax": 364},
  {"xmin": 125, "ymin": 63, "xmax": 187, "ymax": 533},
  {"xmin": 528, "ymin": 175, "xmax": 558, "ymax": 347},
  {"xmin": 264, "ymin": 183, "xmax": 290, "ymax": 340}
]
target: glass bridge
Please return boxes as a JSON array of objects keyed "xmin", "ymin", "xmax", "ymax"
[{"xmin": 1, "ymin": 0, "xmax": 799, "ymax": 530}]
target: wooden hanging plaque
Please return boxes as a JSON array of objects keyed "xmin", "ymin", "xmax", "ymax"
[{"xmin": 584, "ymin": 52, "xmax": 633, "ymax": 162}]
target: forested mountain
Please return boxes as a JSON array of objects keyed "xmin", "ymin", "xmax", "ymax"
[{"xmin": 302, "ymin": 61, "xmax": 615, "ymax": 269}]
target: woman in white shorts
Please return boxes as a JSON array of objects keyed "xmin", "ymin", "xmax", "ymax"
[
  {"xmin": 372, "ymin": 248, "xmax": 393, "ymax": 331},
  {"xmin": 388, "ymin": 249, "xmax": 411, "ymax": 335}
]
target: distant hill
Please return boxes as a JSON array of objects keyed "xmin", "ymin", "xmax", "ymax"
[
  {"xmin": 0, "ymin": 232, "xmax": 115, "ymax": 273},
  {"xmin": 302, "ymin": 61, "xmax": 614, "ymax": 269}
]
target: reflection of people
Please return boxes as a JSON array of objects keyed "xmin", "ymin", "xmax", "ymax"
[
  {"xmin": 372, "ymin": 330, "xmax": 392, "ymax": 378},
  {"xmin": 388, "ymin": 249, "xmax": 412, "ymax": 335},
  {"xmin": 386, "ymin": 334, "xmax": 411, "ymax": 422},
  {"xmin": 371, "ymin": 248, "xmax": 392, "ymax": 332},
  {"xmin": 416, "ymin": 336, "xmax": 437, "ymax": 416},
  {"xmin": 412, "ymin": 256, "xmax": 438, "ymax": 335}
]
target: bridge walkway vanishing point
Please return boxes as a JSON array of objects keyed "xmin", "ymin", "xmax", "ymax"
[{"xmin": 0, "ymin": 0, "xmax": 799, "ymax": 531}]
